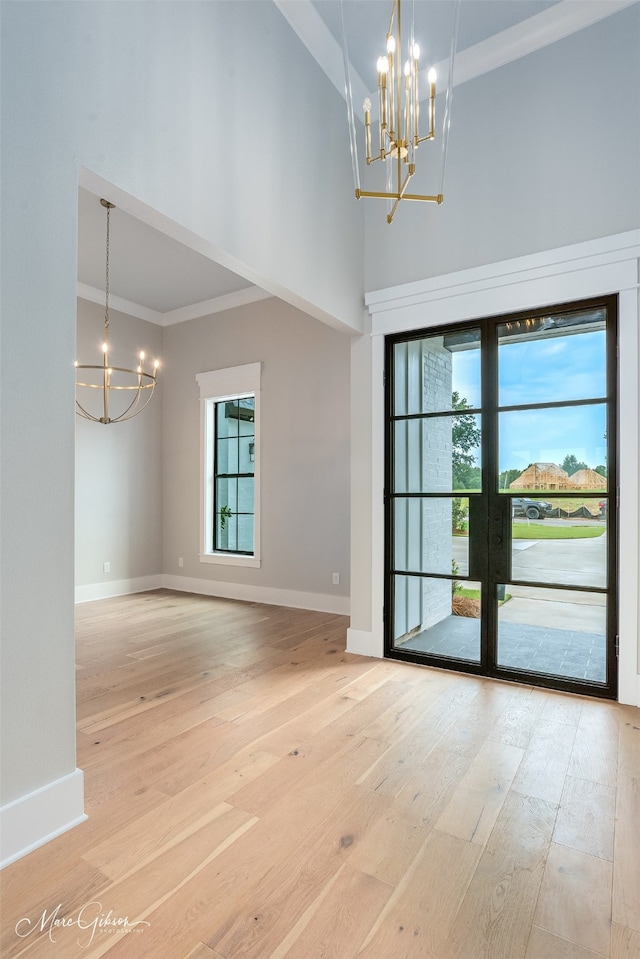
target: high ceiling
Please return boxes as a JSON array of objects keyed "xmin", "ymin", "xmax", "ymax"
[{"xmin": 77, "ymin": 0, "xmax": 637, "ymax": 325}]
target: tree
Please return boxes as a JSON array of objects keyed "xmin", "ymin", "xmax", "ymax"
[
  {"xmin": 455, "ymin": 464, "xmax": 481, "ymax": 490},
  {"xmin": 499, "ymin": 468, "xmax": 522, "ymax": 489},
  {"xmin": 561, "ymin": 453, "xmax": 589, "ymax": 475},
  {"xmin": 452, "ymin": 391, "xmax": 480, "ymax": 490},
  {"xmin": 594, "ymin": 464, "xmax": 607, "ymax": 478},
  {"xmin": 452, "ymin": 499, "xmax": 468, "ymax": 534}
]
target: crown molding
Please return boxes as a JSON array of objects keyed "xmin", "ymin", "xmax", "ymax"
[
  {"xmin": 161, "ymin": 287, "xmax": 273, "ymax": 326},
  {"xmin": 278, "ymin": 0, "xmax": 638, "ymax": 120},
  {"xmin": 77, "ymin": 282, "xmax": 273, "ymax": 326},
  {"xmin": 443, "ymin": 0, "xmax": 639, "ymax": 89},
  {"xmin": 77, "ymin": 282, "xmax": 163, "ymax": 324}
]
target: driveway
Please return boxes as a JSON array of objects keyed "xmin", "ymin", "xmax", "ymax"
[{"xmin": 451, "ymin": 523, "xmax": 607, "ymax": 632}]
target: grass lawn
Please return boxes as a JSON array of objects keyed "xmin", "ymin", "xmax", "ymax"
[
  {"xmin": 512, "ymin": 523, "xmax": 605, "ymax": 539},
  {"xmin": 457, "ymin": 586, "xmax": 511, "ymax": 604}
]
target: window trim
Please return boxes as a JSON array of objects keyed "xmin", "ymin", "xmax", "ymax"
[{"xmin": 197, "ymin": 363, "xmax": 261, "ymax": 568}]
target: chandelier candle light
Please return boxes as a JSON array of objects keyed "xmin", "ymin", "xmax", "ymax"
[{"xmin": 75, "ymin": 198, "xmax": 159, "ymax": 424}]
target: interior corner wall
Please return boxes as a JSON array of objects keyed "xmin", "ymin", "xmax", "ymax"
[
  {"xmin": 75, "ymin": 301, "xmax": 163, "ymax": 601},
  {"xmin": 0, "ymin": 0, "xmax": 363, "ymax": 861},
  {"xmin": 364, "ymin": 5, "xmax": 640, "ymax": 292},
  {"xmin": 349, "ymin": 311, "xmax": 374, "ymax": 631},
  {"xmin": 161, "ymin": 298, "xmax": 351, "ymax": 613}
]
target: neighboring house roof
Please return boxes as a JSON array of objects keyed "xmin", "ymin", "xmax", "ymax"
[
  {"xmin": 569, "ymin": 469, "xmax": 607, "ymax": 488},
  {"xmin": 509, "ymin": 463, "xmax": 570, "ymax": 488},
  {"xmin": 509, "ymin": 463, "xmax": 607, "ymax": 490}
]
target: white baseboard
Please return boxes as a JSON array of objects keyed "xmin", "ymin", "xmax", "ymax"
[
  {"xmin": 346, "ymin": 627, "xmax": 381, "ymax": 658},
  {"xmin": 75, "ymin": 575, "xmax": 163, "ymax": 604},
  {"xmin": 161, "ymin": 574, "xmax": 350, "ymax": 616},
  {"xmin": 0, "ymin": 769, "xmax": 86, "ymax": 869}
]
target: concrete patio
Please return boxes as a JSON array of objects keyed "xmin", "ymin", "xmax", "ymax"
[{"xmin": 399, "ymin": 521, "xmax": 609, "ymax": 683}]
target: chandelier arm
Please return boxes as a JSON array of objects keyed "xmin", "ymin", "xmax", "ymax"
[
  {"xmin": 75, "ymin": 400, "xmax": 100, "ymax": 422},
  {"xmin": 388, "ymin": 167, "xmax": 414, "ymax": 224},
  {"xmin": 109, "ymin": 381, "xmax": 157, "ymax": 424},
  {"xmin": 356, "ymin": 189, "xmax": 442, "ymax": 202},
  {"xmin": 75, "ymin": 380, "xmax": 157, "ymax": 424},
  {"xmin": 103, "ymin": 357, "xmax": 109, "ymax": 424},
  {"xmin": 87, "ymin": 364, "xmax": 157, "ymax": 381},
  {"xmin": 107, "ymin": 381, "xmax": 146, "ymax": 423}
]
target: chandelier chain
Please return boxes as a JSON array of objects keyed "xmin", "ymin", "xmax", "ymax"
[{"xmin": 104, "ymin": 203, "xmax": 110, "ymax": 339}]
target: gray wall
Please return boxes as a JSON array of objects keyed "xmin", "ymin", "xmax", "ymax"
[
  {"xmin": 1, "ymin": 0, "xmax": 362, "ymax": 816},
  {"xmin": 162, "ymin": 298, "xmax": 351, "ymax": 600},
  {"xmin": 364, "ymin": 6, "xmax": 640, "ymax": 292},
  {"xmin": 75, "ymin": 300, "xmax": 163, "ymax": 590}
]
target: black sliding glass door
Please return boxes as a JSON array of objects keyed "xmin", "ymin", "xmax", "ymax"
[{"xmin": 385, "ymin": 296, "xmax": 618, "ymax": 698}]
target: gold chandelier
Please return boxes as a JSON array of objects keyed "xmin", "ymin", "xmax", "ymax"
[
  {"xmin": 341, "ymin": 0, "xmax": 460, "ymax": 224},
  {"xmin": 75, "ymin": 198, "xmax": 159, "ymax": 424}
]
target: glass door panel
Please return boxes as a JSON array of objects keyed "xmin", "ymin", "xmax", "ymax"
[
  {"xmin": 510, "ymin": 502, "xmax": 607, "ymax": 589},
  {"xmin": 394, "ymin": 415, "xmax": 481, "ymax": 493},
  {"xmin": 497, "ymin": 310, "xmax": 607, "ymax": 406},
  {"xmin": 392, "ymin": 574, "xmax": 482, "ymax": 663},
  {"xmin": 389, "ymin": 327, "xmax": 482, "ymax": 669},
  {"xmin": 497, "ymin": 585, "xmax": 607, "ymax": 683},
  {"xmin": 394, "ymin": 330, "xmax": 481, "ymax": 415},
  {"xmin": 498, "ymin": 405, "xmax": 608, "ymax": 494},
  {"xmin": 393, "ymin": 497, "xmax": 470, "ymax": 575}
]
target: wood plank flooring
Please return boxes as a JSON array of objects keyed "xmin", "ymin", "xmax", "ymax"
[{"xmin": 2, "ymin": 589, "xmax": 639, "ymax": 959}]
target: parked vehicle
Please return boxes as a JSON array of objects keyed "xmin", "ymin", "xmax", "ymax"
[{"xmin": 512, "ymin": 497, "xmax": 553, "ymax": 520}]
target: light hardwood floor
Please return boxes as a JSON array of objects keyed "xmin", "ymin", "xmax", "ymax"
[{"xmin": 2, "ymin": 589, "xmax": 639, "ymax": 959}]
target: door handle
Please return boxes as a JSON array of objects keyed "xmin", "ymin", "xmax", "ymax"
[
  {"xmin": 489, "ymin": 497, "xmax": 511, "ymax": 582},
  {"xmin": 467, "ymin": 496, "xmax": 487, "ymax": 582}
]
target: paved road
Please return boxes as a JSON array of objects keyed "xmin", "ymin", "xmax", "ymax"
[{"xmin": 452, "ymin": 524, "xmax": 605, "ymax": 586}]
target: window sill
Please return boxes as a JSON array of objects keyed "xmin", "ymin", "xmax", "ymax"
[{"xmin": 199, "ymin": 552, "xmax": 261, "ymax": 569}]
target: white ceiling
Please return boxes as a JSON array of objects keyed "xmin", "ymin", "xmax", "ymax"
[
  {"xmin": 77, "ymin": 0, "xmax": 637, "ymax": 325},
  {"xmin": 77, "ymin": 186, "xmax": 270, "ymax": 327}
]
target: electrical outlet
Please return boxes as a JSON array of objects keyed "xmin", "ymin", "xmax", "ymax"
[
  {"xmin": 332, "ymin": 572, "xmax": 340, "ymax": 585},
  {"xmin": 103, "ymin": 562, "xmax": 110, "ymax": 574},
  {"xmin": 178, "ymin": 557, "xmax": 184, "ymax": 567}
]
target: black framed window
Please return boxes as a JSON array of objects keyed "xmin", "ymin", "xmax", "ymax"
[{"xmin": 213, "ymin": 396, "xmax": 255, "ymax": 554}]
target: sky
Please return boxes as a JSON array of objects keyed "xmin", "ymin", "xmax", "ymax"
[{"xmin": 452, "ymin": 329, "xmax": 608, "ymax": 473}]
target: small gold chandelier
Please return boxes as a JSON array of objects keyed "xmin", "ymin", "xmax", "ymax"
[
  {"xmin": 361, "ymin": 0, "xmax": 439, "ymax": 223},
  {"xmin": 342, "ymin": 0, "xmax": 460, "ymax": 224},
  {"xmin": 75, "ymin": 198, "xmax": 159, "ymax": 425}
]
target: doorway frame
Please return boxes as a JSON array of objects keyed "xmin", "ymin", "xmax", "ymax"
[
  {"xmin": 352, "ymin": 230, "xmax": 640, "ymax": 706},
  {"xmin": 383, "ymin": 299, "xmax": 618, "ymax": 697}
]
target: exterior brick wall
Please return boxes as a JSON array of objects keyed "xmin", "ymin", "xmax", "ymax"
[{"xmin": 392, "ymin": 338, "xmax": 453, "ymax": 641}]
